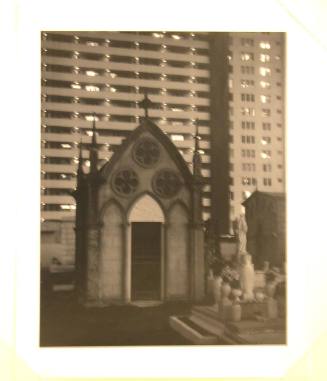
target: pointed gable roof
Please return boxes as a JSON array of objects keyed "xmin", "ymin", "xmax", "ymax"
[{"xmin": 99, "ymin": 118, "xmax": 193, "ymax": 185}]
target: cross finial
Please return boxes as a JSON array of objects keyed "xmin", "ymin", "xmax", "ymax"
[{"xmin": 139, "ymin": 92, "xmax": 153, "ymax": 119}]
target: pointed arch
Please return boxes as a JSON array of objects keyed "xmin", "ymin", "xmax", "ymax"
[
  {"xmin": 167, "ymin": 199, "xmax": 190, "ymax": 220},
  {"xmin": 127, "ymin": 191, "xmax": 165, "ymax": 223},
  {"xmin": 99, "ymin": 198, "xmax": 126, "ymax": 225}
]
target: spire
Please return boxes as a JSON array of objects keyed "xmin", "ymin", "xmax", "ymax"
[
  {"xmin": 91, "ymin": 112, "xmax": 97, "ymax": 147},
  {"xmin": 139, "ymin": 92, "xmax": 153, "ymax": 119},
  {"xmin": 77, "ymin": 132, "xmax": 84, "ymax": 177},
  {"xmin": 192, "ymin": 120, "xmax": 202, "ymax": 177},
  {"xmin": 194, "ymin": 120, "xmax": 200, "ymax": 152},
  {"xmin": 89, "ymin": 113, "xmax": 98, "ymax": 174}
]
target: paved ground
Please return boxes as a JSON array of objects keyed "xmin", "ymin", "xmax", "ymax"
[{"xmin": 40, "ymin": 291, "xmax": 193, "ymax": 346}]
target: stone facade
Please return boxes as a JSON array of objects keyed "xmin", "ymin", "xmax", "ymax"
[
  {"xmin": 41, "ymin": 218, "xmax": 75, "ymax": 267},
  {"xmin": 242, "ymin": 191, "xmax": 286, "ymax": 268},
  {"xmin": 74, "ymin": 117, "xmax": 205, "ymax": 305}
]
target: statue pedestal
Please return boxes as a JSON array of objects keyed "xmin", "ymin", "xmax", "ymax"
[{"xmin": 241, "ymin": 301, "xmax": 268, "ymax": 319}]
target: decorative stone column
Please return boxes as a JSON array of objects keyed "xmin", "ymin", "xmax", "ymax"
[
  {"xmin": 85, "ymin": 225, "xmax": 100, "ymax": 304},
  {"xmin": 160, "ymin": 223, "xmax": 166, "ymax": 301},
  {"xmin": 191, "ymin": 222, "xmax": 205, "ymax": 302},
  {"xmin": 163, "ymin": 222, "xmax": 169, "ymax": 300},
  {"xmin": 123, "ymin": 222, "xmax": 131, "ymax": 303}
]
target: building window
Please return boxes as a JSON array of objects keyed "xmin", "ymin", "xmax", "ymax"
[
  {"xmin": 241, "ymin": 66, "xmax": 255, "ymax": 75},
  {"xmin": 229, "ymin": 177, "xmax": 234, "ymax": 185},
  {"xmin": 241, "ymin": 52, "xmax": 254, "ymax": 61},
  {"xmin": 260, "ymin": 95, "xmax": 271, "ymax": 104},
  {"xmin": 85, "ymin": 85, "xmax": 100, "ymax": 92},
  {"xmin": 261, "ymin": 150, "xmax": 271, "ymax": 159},
  {"xmin": 262, "ymin": 122, "xmax": 271, "ymax": 130},
  {"xmin": 242, "ymin": 163, "xmax": 256, "ymax": 171},
  {"xmin": 241, "ymin": 135, "xmax": 255, "ymax": 144},
  {"xmin": 260, "ymin": 80, "xmax": 271, "ymax": 89},
  {"xmin": 242, "ymin": 121, "xmax": 255, "ymax": 130},
  {"xmin": 241, "ymin": 93, "xmax": 255, "ymax": 102},
  {"xmin": 263, "ymin": 178, "xmax": 272, "ymax": 186},
  {"xmin": 262, "ymin": 108, "xmax": 271, "ymax": 117},
  {"xmin": 259, "ymin": 67, "xmax": 271, "ymax": 76},
  {"xmin": 263, "ymin": 163, "xmax": 272, "ymax": 172},
  {"xmin": 241, "ymin": 38, "xmax": 254, "ymax": 47},
  {"xmin": 242, "ymin": 177, "xmax": 257, "ymax": 185},
  {"xmin": 241, "ymin": 107, "xmax": 255, "ymax": 116},
  {"xmin": 260, "ymin": 53, "xmax": 270, "ymax": 62},
  {"xmin": 241, "ymin": 79, "xmax": 255, "ymax": 88},
  {"xmin": 241, "ymin": 149, "xmax": 255, "ymax": 158},
  {"xmin": 259, "ymin": 41, "xmax": 271, "ymax": 49}
]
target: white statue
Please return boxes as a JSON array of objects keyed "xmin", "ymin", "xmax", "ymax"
[
  {"xmin": 240, "ymin": 254, "xmax": 255, "ymax": 302},
  {"xmin": 237, "ymin": 214, "xmax": 248, "ymax": 255}
]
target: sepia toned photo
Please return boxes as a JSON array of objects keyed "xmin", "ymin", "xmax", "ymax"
[{"xmin": 40, "ymin": 31, "xmax": 286, "ymax": 347}]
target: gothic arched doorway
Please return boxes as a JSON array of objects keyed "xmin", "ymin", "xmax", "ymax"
[{"xmin": 128, "ymin": 194, "xmax": 165, "ymax": 300}]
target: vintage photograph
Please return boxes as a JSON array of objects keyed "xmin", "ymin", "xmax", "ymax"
[{"xmin": 40, "ymin": 31, "xmax": 286, "ymax": 346}]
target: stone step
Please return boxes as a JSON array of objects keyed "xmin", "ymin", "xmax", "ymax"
[
  {"xmin": 192, "ymin": 305, "xmax": 221, "ymax": 321},
  {"xmin": 188, "ymin": 314, "xmax": 227, "ymax": 338},
  {"xmin": 191, "ymin": 309, "xmax": 222, "ymax": 328},
  {"xmin": 169, "ymin": 316, "xmax": 218, "ymax": 345}
]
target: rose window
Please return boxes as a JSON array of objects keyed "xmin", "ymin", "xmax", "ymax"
[
  {"xmin": 112, "ymin": 169, "xmax": 139, "ymax": 196},
  {"xmin": 153, "ymin": 170, "xmax": 181, "ymax": 198},
  {"xmin": 133, "ymin": 138, "xmax": 160, "ymax": 167}
]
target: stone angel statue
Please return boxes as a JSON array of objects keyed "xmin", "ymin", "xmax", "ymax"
[{"xmin": 237, "ymin": 214, "xmax": 248, "ymax": 255}]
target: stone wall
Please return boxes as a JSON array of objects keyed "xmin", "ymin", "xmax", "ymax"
[{"xmin": 41, "ymin": 218, "xmax": 75, "ymax": 268}]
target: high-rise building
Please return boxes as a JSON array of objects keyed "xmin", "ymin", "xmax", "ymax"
[
  {"xmin": 227, "ymin": 32, "xmax": 285, "ymax": 221},
  {"xmin": 41, "ymin": 31, "xmax": 285, "ymax": 232}
]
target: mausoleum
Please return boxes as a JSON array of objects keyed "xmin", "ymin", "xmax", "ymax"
[{"xmin": 74, "ymin": 100, "xmax": 205, "ymax": 306}]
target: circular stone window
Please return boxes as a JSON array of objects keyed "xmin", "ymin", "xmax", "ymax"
[
  {"xmin": 133, "ymin": 137, "xmax": 160, "ymax": 168},
  {"xmin": 152, "ymin": 169, "xmax": 181, "ymax": 198},
  {"xmin": 112, "ymin": 168, "xmax": 139, "ymax": 196}
]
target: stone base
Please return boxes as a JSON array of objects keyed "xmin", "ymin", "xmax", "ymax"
[
  {"xmin": 170, "ymin": 305, "xmax": 286, "ymax": 345},
  {"xmin": 241, "ymin": 301, "xmax": 268, "ymax": 319}
]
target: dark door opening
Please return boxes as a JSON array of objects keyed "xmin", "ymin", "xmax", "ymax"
[{"xmin": 131, "ymin": 222, "xmax": 161, "ymax": 300}]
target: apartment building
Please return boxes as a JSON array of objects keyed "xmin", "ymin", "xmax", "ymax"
[
  {"xmin": 228, "ymin": 32, "xmax": 285, "ymax": 220},
  {"xmin": 41, "ymin": 31, "xmax": 285, "ymax": 231}
]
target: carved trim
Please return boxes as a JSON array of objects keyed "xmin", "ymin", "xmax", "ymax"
[{"xmin": 132, "ymin": 137, "xmax": 161, "ymax": 168}]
